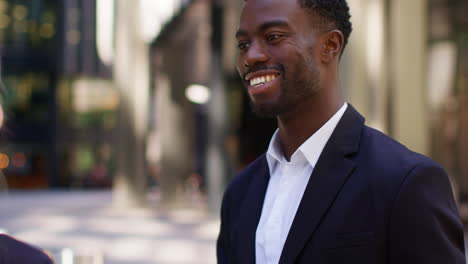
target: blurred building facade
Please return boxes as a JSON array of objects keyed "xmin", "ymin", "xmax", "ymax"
[
  {"xmin": 1, "ymin": 0, "xmax": 467, "ymax": 207},
  {"xmin": 426, "ymin": 0, "xmax": 468, "ymax": 200},
  {"xmin": 0, "ymin": 0, "xmax": 116, "ymax": 189}
]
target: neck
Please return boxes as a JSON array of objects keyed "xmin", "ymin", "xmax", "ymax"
[{"xmin": 277, "ymin": 89, "xmax": 343, "ymax": 161}]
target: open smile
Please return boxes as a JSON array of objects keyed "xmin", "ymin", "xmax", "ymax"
[
  {"xmin": 248, "ymin": 74, "xmax": 279, "ymax": 87},
  {"xmin": 244, "ymin": 71, "xmax": 281, "ymax": 97}
]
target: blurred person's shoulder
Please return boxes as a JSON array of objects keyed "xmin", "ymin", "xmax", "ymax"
[{"xmin": 0, "ymin": 234, "xmax": 53, "ymax": 264}]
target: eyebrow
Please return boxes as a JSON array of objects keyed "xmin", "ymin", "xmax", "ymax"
[{"xmin": 235, "ymin": 20, "xmax": 290, "ymax": 39}]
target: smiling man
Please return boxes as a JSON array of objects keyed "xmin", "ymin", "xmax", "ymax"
[{"xmin": 216, "ymin": 0, "xmax": 465, "ymax": 263}]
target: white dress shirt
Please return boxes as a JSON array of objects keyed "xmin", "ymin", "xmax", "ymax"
[{"xmin": 255, "ymin": 103, "xmax": 348, "ymax": 264}]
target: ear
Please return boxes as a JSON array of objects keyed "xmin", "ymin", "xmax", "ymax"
[{"xmin": 318, "ymin": 30, "xmax": 344, "ymax": 64}]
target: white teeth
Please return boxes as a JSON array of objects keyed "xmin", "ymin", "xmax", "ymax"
[{"xmin": 249, "ymin": 74, "xmax": 277, "ymax": 86}]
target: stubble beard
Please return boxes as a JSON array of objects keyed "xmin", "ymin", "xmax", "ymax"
[{"xmin": 250, "ymin": 62, "xmax": 320, "ymax": 118}]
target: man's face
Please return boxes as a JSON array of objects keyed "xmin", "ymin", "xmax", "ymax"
[{"xmin": 236, "ymin": 0, "xmax": 322, "ymax": 117}]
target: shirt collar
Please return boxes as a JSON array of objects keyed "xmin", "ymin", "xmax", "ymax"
[{"xmin": 266, "ymin": 103, "xmax": 348, "ymax": 172}]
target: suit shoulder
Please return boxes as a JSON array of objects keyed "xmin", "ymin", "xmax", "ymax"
[
  {"xmin": 357, "ymin": 126, "xmax": 456, "ymax": 219},
  {"xmin": 359, "ymin": 125, "xmax": 447, "ymax": 192},
  {"xmin": 362, "ymin": 125, "xmax": 441, "ymax": 169}
]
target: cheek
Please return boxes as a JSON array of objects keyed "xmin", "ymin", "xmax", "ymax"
[
  {"xmin": 236, "ymin": 65, "xmax": 242, "ymax": 77},
  {"xmin": 236, "ymin": 55, "xmax": 246, "ymax": 75},
  {"xmin": 269, "ymin": 40, "xmax": 311, "ymax": 64},
  {"xmin": 269, "ymin": 47, "xmax": 305, "ymax": 74}
]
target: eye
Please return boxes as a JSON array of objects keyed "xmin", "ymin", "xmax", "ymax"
[
  {"xmin": 237, "ymin": 41, "xmax": 250, "ymax": 51},
  {"xmin": 266, "ymin": 33, "xmax": 283, "ymax": 42}
]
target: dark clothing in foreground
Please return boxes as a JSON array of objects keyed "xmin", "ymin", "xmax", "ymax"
[
  {"xmin": 217, "ymin": 105, "xmax": 465, "ymax": 264},
  {"xmin": 0, "ymin": 234, "xmax": 53, "ymax": 264}
]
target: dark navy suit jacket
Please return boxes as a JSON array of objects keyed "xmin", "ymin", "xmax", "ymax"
[
  {"xmin": 0, "ymin": 235, "xmax": 53, "ymax": 264},
  {"xmin": 217, "ymin": 105, "xmax": 465, "ymax": 264}
]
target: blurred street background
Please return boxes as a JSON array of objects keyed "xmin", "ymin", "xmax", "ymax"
[
  {"xmin": 0, "ymin": 0, "xmax": 467, "ymax": 263},
  {"xmin": 0, "ymin": 190, "xmax": 218, "ymax": 264}
]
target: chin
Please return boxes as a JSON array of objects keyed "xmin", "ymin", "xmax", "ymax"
[{"xmin": 250, "ymin": 101, "xmax": 284, "ymax": 118}]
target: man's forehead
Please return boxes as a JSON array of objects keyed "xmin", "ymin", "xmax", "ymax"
[
  {"xmin": 242, "ymin": 0, "xmax": 299, "ymax": 13},
  {"xmin": 238, "ymin": 0, "xmax": 329, "ymax": 36},
  {"xmin": 239, "ymin": 0, "xmax": 302, "ymax": 27}
]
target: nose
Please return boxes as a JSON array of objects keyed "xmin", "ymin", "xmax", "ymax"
[{"xmin": 243, "ymin": 41, "xmax": 269, "ymax": 68}]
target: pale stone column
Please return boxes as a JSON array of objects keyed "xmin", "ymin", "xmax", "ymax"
[
  {"xmin": 390, "ymin": 0, "xmax": 429, "ymax": 155},
  {"xmin": 345, "ymin": 0, "xmax": 389, "ymax": 133},
  {"xmin": 343, "ymin": 0, "xmax": 369, "ymax": 117},
  {"xmin": 155, "ymin": 69, "xmax": 192, "ymax": 206},
  {"xmin": 364, "ymin": 0, "xmax": 389, "ymax": 132},
  {"xmin": 113, "ymin": 0, "xmax": 150, "ymax": 207},
  {"xmin": 155, "ymin": 0, "xmax": 211, "ymax": 207},
  {"xmin": 206, "ymin": 54, "xmax": 227, "ymax": 213}
]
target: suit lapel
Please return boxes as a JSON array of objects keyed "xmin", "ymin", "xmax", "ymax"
[
  {"xmin": 236, "ymin": 157, "xmax": 270, "ymax": 264},
  {"xmin": 279, "ymin": 105, "xmax": 365, "ymax": 264}
]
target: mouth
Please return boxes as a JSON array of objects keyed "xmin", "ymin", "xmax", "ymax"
[
  {"xmin": 243, "ymin": 71, "xmax": 281, "ymax": 97},
  {"xmin": 247, "ymin": 74, "xmax": 279, "ymax": 87},
  {"xmin": 244, "ymin": 70, "xmax": 281, "ymax": 86}
]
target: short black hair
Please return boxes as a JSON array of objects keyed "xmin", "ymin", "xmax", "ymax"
[{"xmin": 298, "ymin": 0, "xmax": 353, "ymax": 53}]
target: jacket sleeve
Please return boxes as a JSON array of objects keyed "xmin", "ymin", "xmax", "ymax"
[
  {"xmin": 217, "ymin": 187, "xmax": 231, "ymax": 264},
  {"xmin": 389, "ymin": 163, "xmax": 465, "ymax": 263}
]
